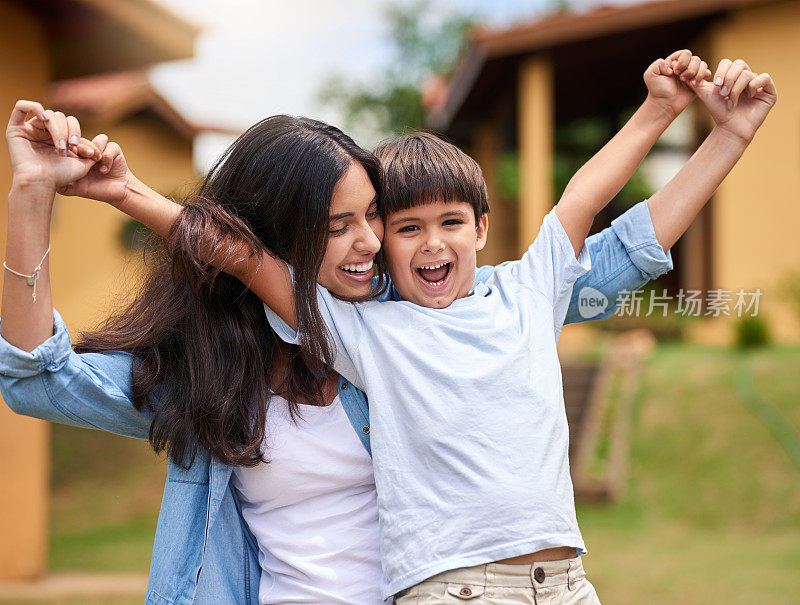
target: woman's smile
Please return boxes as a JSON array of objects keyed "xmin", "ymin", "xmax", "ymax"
[{"xmin": 338, "ymin": 258, "xmax": 375, "ymax": 283}]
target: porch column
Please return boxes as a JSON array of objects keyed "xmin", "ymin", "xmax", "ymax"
[{"xmin": 517, "ymin": 54, "xmax": 554, "ymax": 256}]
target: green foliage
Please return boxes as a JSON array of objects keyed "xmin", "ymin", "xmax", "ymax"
[
  {"xmin": 120, "ymin": 218, "xmax": 153, "ymax": 251},
  {"xmin": 736, "ymin": 315, "xmax": 771, "ymax": 349},
  {"xmin": 487, "ymin": 116, "xmax": 653, "ymax": 208},
  {"xmin": 318, "ymin": 0, "xmax": 474, "ymax": 137},
  {"xmin": 554, "ymin": 116, "xmax": 652, "ymax": 210},
  {"xmin": 497, "ymin": 151, "xmax": 520, "ymax": 201},
  {"xmin": 320, "ymin": 1, "xmax": 654, "ymax": 209}
]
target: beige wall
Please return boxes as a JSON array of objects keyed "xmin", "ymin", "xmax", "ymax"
[
  {"xmin": 0, "ymin": 0, "xmax": 52, "ymax": 582},
  {"xmin": 705, "ymin": 1, "xmax": 800, "ymax": 341}
]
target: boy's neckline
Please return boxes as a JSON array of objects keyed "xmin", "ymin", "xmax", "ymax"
[{"xmin": 396, "ymin": 280, "xmax": 492, "ymax": 310}]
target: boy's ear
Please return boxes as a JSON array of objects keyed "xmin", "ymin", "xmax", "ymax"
[{"xmin": 475, "ymin": 213, "xmax": 489, "ymax": 252}]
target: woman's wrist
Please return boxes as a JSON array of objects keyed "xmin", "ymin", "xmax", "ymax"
[
  {"xmin": 10, "ymin": 173, "xmax": 57, "ymax": 199},
  {"xmin": 8, "ymin": 179, "xmax": 56, "ymax": 218}
]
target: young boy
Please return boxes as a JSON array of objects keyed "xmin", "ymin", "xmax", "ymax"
[
  {"xmin": 266, "ymin": 132, "xmax": 599, "ymax": 599},
  {"xmin": 59, "ymin": 50, "xmax": 774, "ymax": 602},
  {"xmin": 256, "ymin": 55, "xmax": 776, "ymax": 601}
]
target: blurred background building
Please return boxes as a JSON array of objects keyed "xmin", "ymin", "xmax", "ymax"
[{"xmin": 0, "ymin": 0, "xmax": 210, "ymax": 584}]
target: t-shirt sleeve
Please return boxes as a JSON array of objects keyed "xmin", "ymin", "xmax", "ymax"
[
  {"xmin": 262, "ymin": 270, "xmax": 367, "ymax": 391},
  {"xmin": 496, "ymin": 207, "xmax": 591, "ymax": 339}
]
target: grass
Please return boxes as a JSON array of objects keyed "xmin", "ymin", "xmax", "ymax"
[
  {"xmin": 49, "ymin": 426, "xmax": 165, "ymax": 573},
  {"xmin": 40, "ymin": 342, "xmax": 800, "ymax": 603},
  {"xmin": 578, "ymin": 343, "xmax": 800, "ymax": 604}
]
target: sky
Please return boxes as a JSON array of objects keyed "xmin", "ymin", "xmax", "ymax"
[{"xmin": 151, "ymin": 0, "xmax": 640, "ymax": 171}]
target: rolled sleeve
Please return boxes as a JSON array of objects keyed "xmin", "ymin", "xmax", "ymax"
[
  {"xmin": 611, "ymin": 200, "xmax": 673, "ymax": 280},
  {"xmin": 0, "ymin": 308, "xmax": 150, "ymax": 439},
  {"xmin": 0, "ymin": 309, "xmax": 72, "ymax": 377}
]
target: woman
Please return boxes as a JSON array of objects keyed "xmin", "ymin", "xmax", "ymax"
[{"xmin": 1, "ymin": 100, "xmax": 672, "ymax": 603}]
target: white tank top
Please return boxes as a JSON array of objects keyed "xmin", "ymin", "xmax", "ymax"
[{"xmin": 231, "ymin": 394, "xmax": 388, "ymax": 604}]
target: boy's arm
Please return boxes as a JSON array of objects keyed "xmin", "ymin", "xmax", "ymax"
[
  {"xmin": 476, "ymin": 200, "xmax": 673, "ymax": 324},
  {"xmin": 555, "ymin": 50, "xmax": 711, "ymax": 256},
  {"xmin": 647, "ymin": 61, "xmax": 777, "ymax": 251}
]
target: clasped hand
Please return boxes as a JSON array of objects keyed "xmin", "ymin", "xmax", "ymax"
[
  {"xmin": 643, "ymin": 49, "xmax": 777, "ymax": 143},
  {"xmin": 6, "ymin": 99, "xmax": 130, "ymax": 205}
]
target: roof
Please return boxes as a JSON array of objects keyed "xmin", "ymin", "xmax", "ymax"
[
  {"xmin": 49, "ymin": 70, "xmax": 240, "ymax": 140},
  {"xmin": 427, "ymin": 0, "xmax": 779, "ymax": 132},
  {"xmin": 17, "ymin": 0, "xmax": 200, "ymax": 79}
]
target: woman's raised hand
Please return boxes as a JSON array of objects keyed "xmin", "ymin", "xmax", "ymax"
[
  {"xmin": 6, "ymin": 100, "xmax": 99, "ymax": 190},
  {"xmin": 6, "ymin": 100, "xmax": 131, "ymax": 206},
  {"xmin": 691, "ymin": 59, "xmax": 777, "ymax": 143}
]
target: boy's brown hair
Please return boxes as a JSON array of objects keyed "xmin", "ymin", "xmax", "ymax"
[{"xmin": 373, "ymin": 132, "xmax": 489, "ymax": 224}]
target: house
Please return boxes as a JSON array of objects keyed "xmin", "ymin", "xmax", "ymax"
[
  {"xmin": 0, "ymin": 0, "xmax": 200, "ymax": 581},
  {"xmin": 426, "ymin": 0, "xmax": 800, "ymax": 343}
]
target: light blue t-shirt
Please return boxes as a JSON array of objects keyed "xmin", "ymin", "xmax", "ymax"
[{"xmin": 265, "ymin": 208, "xmax": 591, "ymax": 598}]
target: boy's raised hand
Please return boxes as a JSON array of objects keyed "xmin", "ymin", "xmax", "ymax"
[
  {"xmin": 644, "ymin": 49, "xmax": 712, "ymax": 118},
  {"xmin": 691, "ymin": 59, "xmax": 777, "ymax": 143}
]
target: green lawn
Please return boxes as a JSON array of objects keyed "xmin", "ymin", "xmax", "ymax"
[
  {"xmin": 49, "ymin": 425, "xmax": 165, "ymax": 573},
  {"xmin": 579, "ymin": 343, "xmax": 800, "ymax": 604},
  {"xmin": 44, "ymin": 343, "xmax": 800, "ymax": 603}
]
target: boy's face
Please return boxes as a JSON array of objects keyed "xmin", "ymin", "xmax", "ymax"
[{"xmin": 383, "ymin": 200, "xmax": 488, "ymax": 308}]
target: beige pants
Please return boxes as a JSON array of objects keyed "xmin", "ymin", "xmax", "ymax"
[{"xmin": 395, "ymin": 557, "xmax": 601, "ymax": 604}]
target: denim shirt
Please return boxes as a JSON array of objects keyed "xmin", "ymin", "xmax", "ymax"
[{"xmin": 0, "ymin": 201, "xmax": 671, "ymax": 604}]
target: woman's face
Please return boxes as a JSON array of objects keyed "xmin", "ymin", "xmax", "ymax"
[{"xmin": 317, "ymin": 161, "xmax": 384, "ymax": 298}]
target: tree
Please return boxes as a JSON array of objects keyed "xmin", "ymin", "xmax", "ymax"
[
  {"xmin": 320, "ymin": 0, "xmax": 654, "ymax": 214},
  {"xmin": 318, "ymin": 0, "xmax": 473, "ymax": 139}
]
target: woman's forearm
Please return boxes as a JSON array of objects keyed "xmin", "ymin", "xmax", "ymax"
[
  {"xmin": 117, "ymin": 176, "xmax": 298, "ymax": 328},
  {"xmin": 1, "ymin": 181, "xmax": 57, "ymax": 351},
  {"xmin": 647, "ymin": 126, "xmax": 749, "ymax": 252},
  {"xmin": 556, "ymin": 97, "xmax": 675, "ymax": 253},
  {"xmin": 116, "ymin": 175, "xmax": 183, "ymax": 239}
]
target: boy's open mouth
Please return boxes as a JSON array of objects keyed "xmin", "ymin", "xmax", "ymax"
[{"xmin": 416, "ymin": 261, "xmax": 452, "ymax": 287}]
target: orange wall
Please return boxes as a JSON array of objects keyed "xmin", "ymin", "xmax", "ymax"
[
  {"xmin": 0, "ymin": 0, "xmax": 51, "ymax": 582},
  {"xmin": 0, "ymin": 3, "xmax": 197, "ymax": 578},
  {"xmin": 706, "ymin": 1, "xmax": 800, "ymax": 341}
]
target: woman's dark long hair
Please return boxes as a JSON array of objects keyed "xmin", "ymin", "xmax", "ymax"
[{"xmin": 75, "ymin": 116, "xmax": 385, "ymax": 468}]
